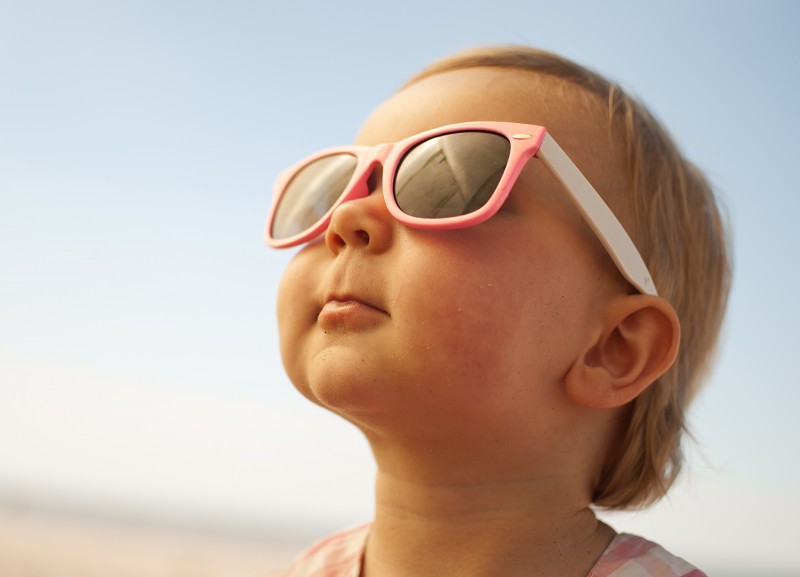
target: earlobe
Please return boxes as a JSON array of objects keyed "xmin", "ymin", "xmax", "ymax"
[{"xmin": 565, "ymin": 296, "xmax": 680, "ymax": 409}]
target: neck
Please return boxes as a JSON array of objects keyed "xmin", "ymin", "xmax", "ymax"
[{"xmin": 363, "ymin": 468, "xmax": 614, "ymax": 577}]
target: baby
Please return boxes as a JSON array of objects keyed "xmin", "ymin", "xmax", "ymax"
[{"xmin": 265, "ymin": 46, "xmax": 731, "ymax": 577}]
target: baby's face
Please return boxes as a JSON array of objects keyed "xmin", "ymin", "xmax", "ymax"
[{"xmin": 276, "ymin": 68, "xmax": 626, "ymax": 447}]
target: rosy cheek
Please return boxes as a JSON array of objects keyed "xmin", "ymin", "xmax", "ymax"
[
  {"xmin": 276, "ymin": 249, "xmax": 325, "ymax": 390},
  {"xmin": 391, "ymin": 253, "xmax": 510, "ymax": 370},
  {"xmin": 278, "ymin": 245, "xmax": 324, "ymax": 317}
]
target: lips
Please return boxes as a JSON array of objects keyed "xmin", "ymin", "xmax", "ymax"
[
  {"xmin": 325, "ymin": 292, "xmax": 386, "ymax": 310},
  {"xmin": 318, "ymin": 293, "xmax": 389, "ymax": 331}
]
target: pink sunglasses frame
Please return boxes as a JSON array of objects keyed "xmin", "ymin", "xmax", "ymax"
[{"xmin": 265, "ymin": 121, "xmax": 657, "ymax": 296}]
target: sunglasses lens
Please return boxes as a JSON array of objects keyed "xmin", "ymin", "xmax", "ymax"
[
  {"xmin": 271, "ymin": 153, "xmax": 358, "ymax": 240},
  {"xmin": 394, "ymin": 131, "xmax": 510, "ymax": 219}
]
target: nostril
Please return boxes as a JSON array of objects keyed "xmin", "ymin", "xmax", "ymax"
[
  {"xmin": 331, "ymin": 233, "xmax": 346, "ymax": 249},
  {"xmin": 357, "ymin": 230, "xmax": 370, "ymax": 243}
]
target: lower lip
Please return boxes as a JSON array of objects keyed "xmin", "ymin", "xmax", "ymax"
[{"xmin": 318, "ymin": 300, "xmax": 388, "ymax": 331}]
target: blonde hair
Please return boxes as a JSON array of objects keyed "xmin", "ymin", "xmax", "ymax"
[{"xmin": 406, "ymin": 46, "xmax": 732, "ymax": 509}]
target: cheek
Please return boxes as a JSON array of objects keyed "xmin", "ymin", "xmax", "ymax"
[
  {"xmin": 276, "ymin": 248, "xmax": 323, "ymax": 401},
  {"xmin": 389, "ymin": 239, "xmax": 570, "ymax": 402}
]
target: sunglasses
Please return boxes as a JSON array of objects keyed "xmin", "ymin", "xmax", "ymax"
[{"xmin": 265, "ymin": 121, "xmax": 657, "ymax": 296}]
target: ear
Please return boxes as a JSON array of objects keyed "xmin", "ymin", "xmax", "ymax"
[{"xmin": 565, "ymin": 295, "xmax": 680, "ymax": 409}]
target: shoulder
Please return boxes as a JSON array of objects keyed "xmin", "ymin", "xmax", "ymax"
[
  {"xmin": 282, "ymin": 524, "xmax": 371, "ymax": 577},
  {"xmin": 590, "ymin": 533, "xmax": 707, "ymax": 577}
]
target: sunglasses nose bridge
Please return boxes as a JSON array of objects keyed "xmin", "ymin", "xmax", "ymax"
[
  {"xmin": 349, "ymin": 143, "xmax": 394, "ymax": 198},
  {"xmin": 330, "ymin": 145, "xmax": 393, "ymax": 219},
  {"xmin": 324, "ymin": 145, "xmax": 397, "ymax": 253},
  {"xmin": 364, "ymin": 143, "xmax": 393, "ymax": 181}
]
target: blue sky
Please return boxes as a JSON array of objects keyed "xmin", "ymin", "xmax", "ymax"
[{"xmin": 1, "ymin": 1, "xmax": 799, "ymax": 575}]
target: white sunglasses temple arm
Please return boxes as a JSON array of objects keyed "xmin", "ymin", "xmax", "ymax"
[{"xmin": 536, "ymin": 134, "xmax": 658, "ymax": 296}]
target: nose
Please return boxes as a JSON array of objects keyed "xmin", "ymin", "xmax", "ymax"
[{"xmin": 325, "ymin": 164, "xmax": 393, "ymax": 254}]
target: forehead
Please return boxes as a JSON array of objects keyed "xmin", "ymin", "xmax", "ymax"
[{"xmin": 357, "ymin": 67, "xmax": 603, "ymax": 148}]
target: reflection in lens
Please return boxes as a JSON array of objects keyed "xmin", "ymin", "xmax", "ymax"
[
  {"xmin": 271, "ymin": 154, "xmax": 358, "ymax": 240},
  {"xmin": 394, "ymin": 131, "xmax": 510, "ymax": 219}
]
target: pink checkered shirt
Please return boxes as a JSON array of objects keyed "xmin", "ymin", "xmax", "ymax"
[{"xmin": 283, "ymin": 524, "xmax": 706, "ymax": 577}]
